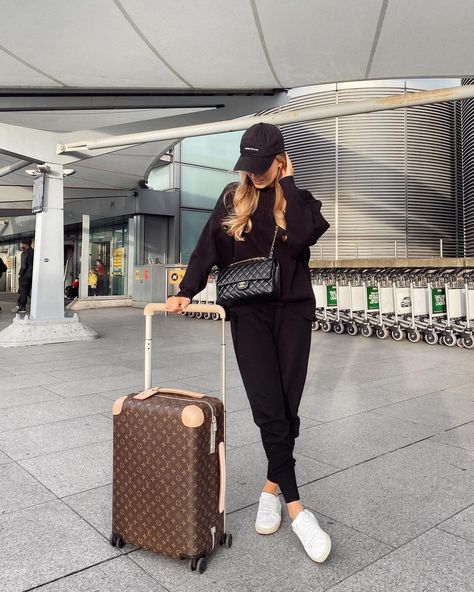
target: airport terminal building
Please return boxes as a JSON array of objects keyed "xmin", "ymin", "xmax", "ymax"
[{"xmin": 2, "ymin": 79, "xmax": 474, "ymax": 299}]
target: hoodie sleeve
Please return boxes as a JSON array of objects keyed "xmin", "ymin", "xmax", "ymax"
[
  {"xmin": 279, "ymin": 176, "xmax": 330, "ymax": 257},
  {"xmin": 176, "ymin": 184, "xmax": 235, "ymax": 300}
]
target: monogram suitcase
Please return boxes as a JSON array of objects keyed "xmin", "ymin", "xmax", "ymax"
[{"xmin": 110, "ymin": 303, "xmax": 232, "ymax": 574}]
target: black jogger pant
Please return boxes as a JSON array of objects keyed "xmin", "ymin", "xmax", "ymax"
[
  {"xmin": 229, "ymin": 302, "xmax": 312, "ymax": 503},
  {"xmin": 18, "ymin": 278, "xmax": 32, "ymax": 308}
]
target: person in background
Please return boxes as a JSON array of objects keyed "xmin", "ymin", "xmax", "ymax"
[
  {"xmin": 65, "ymin": 277, "xmax": 79, "ymax": 299},
  {"xmin": 11, "ymin": 238, "xmax": 34, "ymax": 313},
  {"xmin": 0, "ymin": 255, "xmax": 7, "ymax": 312},
  {"xmin": 94, "ymin": 258, "xmax": 107, "ymax": 296},
  {"xmin": 88, "ymin": 269, "xmax": 98, "ymax": 296}
]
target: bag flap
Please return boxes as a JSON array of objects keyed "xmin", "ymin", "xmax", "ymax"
[{"xmin": 217, "ymin": 258, "xmax": 276, "ymax": 287}]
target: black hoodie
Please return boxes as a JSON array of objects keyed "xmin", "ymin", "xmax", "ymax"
[{"xmin": 177, "ymin": 176, "xmax": 330, "ymax": 320}]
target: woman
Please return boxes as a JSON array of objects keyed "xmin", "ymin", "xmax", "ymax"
[{"xmin": 165, "ymin": 123, "xmax": 331, "ymax": 563}]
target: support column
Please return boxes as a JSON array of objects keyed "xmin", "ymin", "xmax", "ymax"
[
  {"xmin": 127, "ymin": 217, "xmax": 135, "ymax": 297},
  {"xmin": 30, "ymin": 164, "xmax": 65, "ymax": 320},
  {"xmin": 79, "ymin": 214, "xmax": 90, "ymax": 299},
  {"xmin": 0, "ymin": 162, "xmax": 97, "ymax": 347}
]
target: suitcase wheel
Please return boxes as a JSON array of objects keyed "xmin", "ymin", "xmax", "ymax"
[
  {"xmin": 109, "ymin": 533, "xmax": 125, "ymax": 549},
  {"xmin": 188, "ymin": 557, "xmax": 207, "ymax": 574},
  {"xmin": 220, "ymin": 532, "xmax": 233, "ymax": 549}
]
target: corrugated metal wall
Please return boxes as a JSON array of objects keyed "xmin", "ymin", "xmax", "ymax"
[
  {"xmin": 461, "ymin": 78, "xmax": 474, "ymax": 256},
  {"xmin": 262, "ymin": 84, "xmax": 460, "ymax": 260}
]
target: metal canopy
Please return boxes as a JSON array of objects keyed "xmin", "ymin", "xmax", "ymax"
[
  {"xmin": 2, "ymin": 0, "xmax": 474, "ymax": 210},
  {"xmin": 0, "ymin": 0, "xmax": 473, "ymax": 89}
]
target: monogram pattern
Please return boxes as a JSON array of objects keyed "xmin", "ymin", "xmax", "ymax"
[{"xmin": 112, "ymin": 392, "xmax": 225, "ymax": 560}]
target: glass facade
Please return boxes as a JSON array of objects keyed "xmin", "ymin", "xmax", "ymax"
[
  {"xmin": 89, "ymin": 220, "xmax": 129, "ymax": 296},
  {"xmin": 181, "ymin": 165, "xmax": 238, "ymax": 209},
  {"xmin": 149, "ymin": 130, "xmax": 243, "ymax": 263},
  {"xmin": 148, "ymin": 165, "xmax": 173, "ymax": 191},
  {"xmin": 181, "ymin": 130, "xmax": 244, "ymax": 169}
]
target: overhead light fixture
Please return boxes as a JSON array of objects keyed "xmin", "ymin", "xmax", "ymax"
[{"xmin": 25, "ymin": 167, "xmax": 76, "ymax": 177}]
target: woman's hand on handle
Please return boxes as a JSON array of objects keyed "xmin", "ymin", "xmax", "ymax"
[{"xmin": 165, "ymin": 296, "xmax": 191, "ymax": 314}]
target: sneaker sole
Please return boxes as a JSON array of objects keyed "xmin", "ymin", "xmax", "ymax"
[{"xmin": 255, "ymin": 520, "xmax": 282, "ymax": 535}]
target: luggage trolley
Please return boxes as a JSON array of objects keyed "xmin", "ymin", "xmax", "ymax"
[
  {"xmin": 344, "ymin": 268, "xmax": 373, "ymax": 337},
  {"xmin": 457, "ymin": 269, "xmax": 474, "ymax": 348},
  {"xmin": 312, "ymin": 268, "xmax": 338, "ymax": 331}
]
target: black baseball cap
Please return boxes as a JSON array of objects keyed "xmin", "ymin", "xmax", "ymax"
[{"xmin": 233, "ymin": 123, "xmax": 285, "ymax": 174}]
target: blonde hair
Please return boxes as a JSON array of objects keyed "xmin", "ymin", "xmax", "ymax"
[{"xmin": 222, "ymin": 153, "xmax": 287, "ymax": 241}]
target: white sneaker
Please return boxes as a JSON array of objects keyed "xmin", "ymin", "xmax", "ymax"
[
  {"xmin": 255, "ymin": 492, "xmax": 282, "ymax": 534},
  {"xmin": 291, "ymin": 509, "xmax": 331, "ymax": 563},
  {"xmin": 11, "ymin": 305, "xmax": 20, "ymax": 313}
]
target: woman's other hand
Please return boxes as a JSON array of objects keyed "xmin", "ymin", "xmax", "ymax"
[
  {"xmin": 165, "ymin": 296, "xmax": 191, "ymax": 314},
  {"xmin": 281, "ymin": 153, "xmax": 294, "ymax": 179}
]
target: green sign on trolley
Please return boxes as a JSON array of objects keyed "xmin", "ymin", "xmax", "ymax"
[
  {"xmin": 431, "ymin": 288, "xmax": 447, "ymax": 314},
  {"xmin": 326, "ymin": 285, "xmax": 337, "ymax": 307},
  {"xmin": 366, "ymin": 286, "xmax": 379, "ymax": 310}
]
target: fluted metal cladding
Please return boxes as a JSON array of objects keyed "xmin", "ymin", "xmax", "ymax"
[
  {"xmin": 461, "ymin": 78, "xmax": 474, "ymax": 256},
  {"xmin": 261, "ymin": 86, "xmax": 459, "ymax": 260}
]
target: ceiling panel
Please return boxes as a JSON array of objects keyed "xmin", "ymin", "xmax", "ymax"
[
  {"xmin": 0, "ymin": 0, "xmax": 186, "ymax": 88},
  {"xmin": 122, "ymin": 0, "xmax": 277, "ymax": 88},
  {"xmin": 256, "ymin": 0, "xmax": 383, "ymax": 86},
  {"xmin": 371, "ymin": 0, "xmax": 474, "ymax": 78},
  {"xmin": 0, "ymin": 107, "xmax": 213, "ymax": 132},
  {"xmin": 0, "ymin": 48, "xmax": 60, "ymax": 86}
]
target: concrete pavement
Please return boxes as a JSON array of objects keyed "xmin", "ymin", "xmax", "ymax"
[{"xmin": 0, "ymin": 299, "xmax": 473, "ymax": 591}]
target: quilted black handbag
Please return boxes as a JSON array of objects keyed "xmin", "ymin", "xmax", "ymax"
[{"xmin": 216, "ymin": 225, "xmax": 281, "ymax": 307}]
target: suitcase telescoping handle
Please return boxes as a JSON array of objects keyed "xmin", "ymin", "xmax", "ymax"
[{"xmin": 143, "ymin": 302, "xmax": 227, "ymax": 408}]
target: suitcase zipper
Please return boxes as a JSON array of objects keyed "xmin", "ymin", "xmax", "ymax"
[
  {"xmin": 210, "ymin": 415, "xmax": 217, "ymax": 454},
  {"xmin": 148, "ymin": 393, "xmax": 217, "ymax": 454},
  {"xmin": 210, "ymin": 525, "xmax": 216, "ymax": 550}
]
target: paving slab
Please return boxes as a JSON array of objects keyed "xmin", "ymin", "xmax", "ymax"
[
  {"xmin": 46, "ymin": 362, "xmax": 137, "ymax": 382},
  {"xmin": 19, "ymin": 440, "xmax": 112, "ymax": 497},
  {"xmin": 0, "ymin": 448, "xmax": 12, "ymax": 465},
  {"xmin": 226, "ymin": 441, "xmax": 339, "ymax": 513},
  {"xmin": 298, "ymin": 440, "xmax": 474, "ymax": 547},
  {"xmin": 226, "ymin": 408, "xmax": 320, "ymax": 448},
  {"xmin": 44, "ymin": 371, "xmax": 149, "ymax": 398},
  {"xmin": 37, "ymin": 556, "xmax": 168, "ymax": 591},
  {"xmin": 2, "ymin": 353, "xmax": 108, "ymax": 376},
  {"xmin": 131, "ymin": 503, "xmax": 392, "ymax": 592},
  {"xmin": 0, "ymin": 394, "xmax": 112, "ymax": 432},
  {"xmin": 372, "ymin": 389, "xmax": 474, "ymax": 430},
  {"xmin": 431, "ymin": 421, "xmax": 474, "ymax": 452},
  {"xmin": 63, "ymin": 484, "xmax": 113, "ymax": 539},
  {"xmin": 438, "ymin": 504, "xmax": 474, "ymax": 544},
  {"xmin": 298, "ymin": 380, "xmax": 426, "ymax": 422},
  {"xmin": 0, "ymin": 385, "xmax": 61, "ymax": 409},
  {"xmin": 327, "ymin": 528, "xmax": 474, "ymax": 592},
  {"xmin": 370, "ymin": 367, "xmax": 472, "ymax": 398},
  {"xmin": 295, "ymin": 411, "xmax": 436, "ymax": 468},
  {"xmin": 209, "ymin": 385, "xmax": 250, "ymax": 412},
  {"xmin": 0, "ymin": 371, "xmax": 61, "ymax": 393},
  {"xmin": 0, "ymin": 414, "xmax": 112, "ymax": 460},
  {"xmin": 0, "ymin": 462, "xmax": 55, "ymax": 513},
  {"xmin": 0, "ymin": 500, "xmax": 120, "ymax": 592},
  {"xmin": 179, "ymin": 368, "xmax": 245, "ymax": 392}
]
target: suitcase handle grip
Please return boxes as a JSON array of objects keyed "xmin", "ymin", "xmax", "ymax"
[
  {"xmin": 218, "ymin": 441, "xmax": 226, "ymax": 513},
  {"xmin": 134, "ymin": 387, "xmax": 205, "ymax": 400},
  {"xmin": 144, "ymin": 302, "xmax": 226, "ymax": 319}
]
